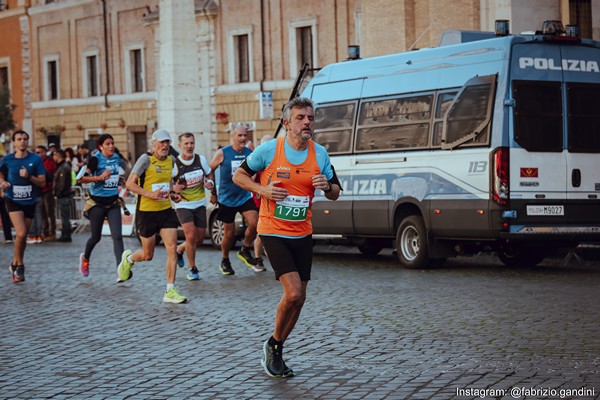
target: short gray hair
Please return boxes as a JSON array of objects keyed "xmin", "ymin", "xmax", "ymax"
[
  {"xmin": 230, "ymin": 123, "xmax": 247, "ymax": 135},
  {"xmin": 282, "ymin": 97, "xmax": 314, "ymax": 121}
]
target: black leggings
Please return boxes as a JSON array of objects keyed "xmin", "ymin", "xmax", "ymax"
[{"xmin": 84, "ymin": 205, "xmax": 124, "ymax": 266}]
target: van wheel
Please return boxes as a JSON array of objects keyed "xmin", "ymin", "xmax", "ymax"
[
  {"xmin": 396, "ymin": 215, "xmax": 430, "ymax": 269},
  {"xmin": 357, "ymin": 239, "xmax": 384, "ymax": 256},
  {"xmin": 209, "ymin": 213, "xmax": 225, "ymax": 249},
  {"xmin": 496, "ymin": 244, "xmax": 545, "ymax": 267}
]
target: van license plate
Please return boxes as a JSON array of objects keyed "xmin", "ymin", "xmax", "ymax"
[{"xmin": 526, "ymin": 205, "xmax": 564, "ymax": 216}]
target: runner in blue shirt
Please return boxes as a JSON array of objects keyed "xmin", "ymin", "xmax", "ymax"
[
  {"xmin": 0, "ymin": 130, "xmax": 46, "ymax": 282},
  {"xmin": 77, "ymin": 134, "xmax": 125, "ymax": 277},
  {"xmin": 209, "ymin": 124, "xmax": 260, "ymax": 275}
]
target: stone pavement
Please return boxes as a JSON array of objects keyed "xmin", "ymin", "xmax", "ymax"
[{"xmin": 1, "ymin": 234, "xmax": 600, "ymax": 399}]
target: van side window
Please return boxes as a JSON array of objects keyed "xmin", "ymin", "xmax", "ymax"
[
  {"xmin": 356, "ymin": 94, "xmax": 432, "ymax": 152},
  {"xmin": 513, "ymin": 80, "xmax": 562, "ymax": 152},
  {"xmin": 432, "ymin": 91, "xmax": 458, "ymax": 147},
  {"xmin": 567, "ymin": 82, "xmax": 600, "ymax": 153},
  {"xmin": 313, "ymin": 102, "xmax": 356, "ymax": 154},
  {"xmin": 443, "ymin": 74, "xmax": 496, "ymax": 149}
]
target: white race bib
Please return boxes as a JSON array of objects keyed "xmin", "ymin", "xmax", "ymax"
[
  {"xmin": 13, "ymin": 185, "xmax": 33, "ymax": 200},
  {"xmin": 230, "ymin": 160, "xmax": 243, "ymax": 176},
  {"xmin": 104, "ymin": 174, "xmax": 119, "ymax": 189},
  {"xmin": 151, "ymin": 182, "xmax": 170, "ymax": 196},
  {"xmin": 183, "ymin": 169, "xmax": 204, "ymax": 187},
  {"xmin": 274, "ymin": 195, "xmax": 310, "ymax": 221}
]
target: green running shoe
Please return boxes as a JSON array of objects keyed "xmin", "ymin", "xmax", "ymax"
[
  {"xmin": 116, "ymin": 249, "xmax": 134, "ymax": 283},
  {"xmin": 163, "ymin": 286, "xmax": 188, "ymax": 304}
]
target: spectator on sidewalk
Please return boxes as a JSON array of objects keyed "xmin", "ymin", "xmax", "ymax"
[
  {"xmin": 36, "ymin": 146, "xmax": 57, "ymax": 241},
  {"xmin": 0, "ymin": 164, "xmax": 13, "ymax": 243},
  {"xmin": 53, "ymin": 149, "xmax": 73, "ymax": 243}
]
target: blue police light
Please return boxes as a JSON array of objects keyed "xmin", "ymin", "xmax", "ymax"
[
  {"xmin": 347, "ymin": 45, "xmax": 360, "ymax": 60},
  {"xmin": 566, "ymin": 24, "xmax": 580, "ymax": 38},
  {"xmin": 495, "ymin": 20, "xmax": 509, "ymax": 36}
]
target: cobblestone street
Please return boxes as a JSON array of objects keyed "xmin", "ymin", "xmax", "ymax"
[{"xmin": 1, "ymin": 235, "xmax": 599, "ymax": 399}]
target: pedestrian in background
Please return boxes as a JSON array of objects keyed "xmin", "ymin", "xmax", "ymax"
[
  {"xmin": 36, "ymin": 145, "xmax": 57, "ymax": 242},
  {"xmin": 77, "ymin": 134, "xmax": 124, "ymax": 277},
  {"xmin": 53, "ymin": 149, "xmax": 73, "ymax": 243},
  {"xmin": 118, "ymin": 129, "xmax": 186, "ymax": 304},
  {"xmin": 233, "ymin": 97, "xmax": 341, "ymax": 378},
  {"xmin": 209, "ymin": 123, "xmax": 259, "ymax": 275},
  {"xmin": 26, "ymin": 183, "xmax": 43, "ymax": 244},
  {"xmin": 0, "ymin": 130, "xmax": 46, "ymax": 282},
  {"xmin": 0, "ymin": 157, "xmax": 13, "ymax": 243}
]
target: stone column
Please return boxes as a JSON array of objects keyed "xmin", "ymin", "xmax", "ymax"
[{"xmin": 158, "ymin": 0, "xmax": 210, "ymax": 156}]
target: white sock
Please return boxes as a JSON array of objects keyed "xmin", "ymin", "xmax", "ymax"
[
  {"xmin": 127, "ymin": 255, "xmax": 134, "ymax": 264},
  {"xmin": 166, "ymin": 283, "xmax": 174, "ymax": 292}
]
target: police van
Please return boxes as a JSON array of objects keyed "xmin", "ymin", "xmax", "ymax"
[{"xmin": 302, "ymin": 21, "xmax": 600, "ymax": 268}]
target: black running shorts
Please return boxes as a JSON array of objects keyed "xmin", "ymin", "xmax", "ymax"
[
  {"xmin": 5, "ymin": 198, "xmax": 36, "ymax": 220},
  {"xmin": 217, "ymin": 198, "xmax": 257, "ymax": 223},
  {"xmin": 136, "ymin": 208, "xmax": 179, "ymax": 238},
  {"xmin": 175, "ymin": 206, "xmax": 207, "ymax": 228},
  {"xmin": 261, "ymin": 235, "xmax": 313, "ymax": 281}
]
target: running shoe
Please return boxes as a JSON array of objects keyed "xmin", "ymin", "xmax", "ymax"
[
  {"xmin": 79, "ymin": 253, "xmax": 90, "ymax": 277},
  {"xmin": 26, "ymin": 237, "xmax": 37, "ymax": 244},
  {"xmin": 261, "ymin": 340, "xmax": 294, "ymax": 378},
  {"xmin": 187, "ymin": 266, "xmax": 200, "ymax": 281},
  {"xmin": 252, "ymin": 257, "xmax": 267, "ymax": 272},
  {"xmin": 237, "ymin": 246, "xmax": 257, "ymax": 267},
  {"xmin": 176, "ymin": 250, "xmax": 185, "ymax": 268},
  {"xmin": 116, "ymin": 249, "xmax": 134, "ymax": 283},
  {"xmin": 35, "ymin": 236, "xmax": 43, "ymax": 244},
  {"xmin": 219, "ymin": 258, "xmax": 235, "ymax": 275},
  {"xmin": 163, "ymin": 286, "xmax": 188, "ymax": 304},
  {"xmin": 9, "ymin": 264, "xmax": 25, "ymax": 283}
]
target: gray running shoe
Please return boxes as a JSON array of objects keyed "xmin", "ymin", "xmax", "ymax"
[
  {"xmin": 261, "ymin": 340, "xmax": 294, "ymax": 378},
  {"xmin": 9, "ymin": 264, "xmax": 24, "ymax": 283},
  {"xmin": 252, "ymin": 258, "xmax": 267, "ymax": 272}
]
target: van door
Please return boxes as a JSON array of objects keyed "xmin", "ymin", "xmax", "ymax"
[
  {"xmin": 562, "ymin": 45, "xmax": 600, "ymax": 225},
  {"xmin": 509, "ymin": 44, "xmax": 568, "ymax": 225}
]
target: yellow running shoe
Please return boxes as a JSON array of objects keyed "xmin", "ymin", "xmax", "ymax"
[
  {"xmin": 163, "ymin": 286, "xmax": 188, "ymax": 304},
  {"xmin": 116, "ymin": 250, "xmax": 134, "ymax": 283}
]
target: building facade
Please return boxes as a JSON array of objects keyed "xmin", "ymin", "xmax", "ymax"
[
  {"xmin": 1, "ymin": 0, "xmax": 598, "ymax": 161},
  {"xmin": 0, "ymin": 0, "xmax": 30, "ymax": 155},
  {"xmin": 29, "ymin": 0, "xmax": 159, "ymax": 162}
]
